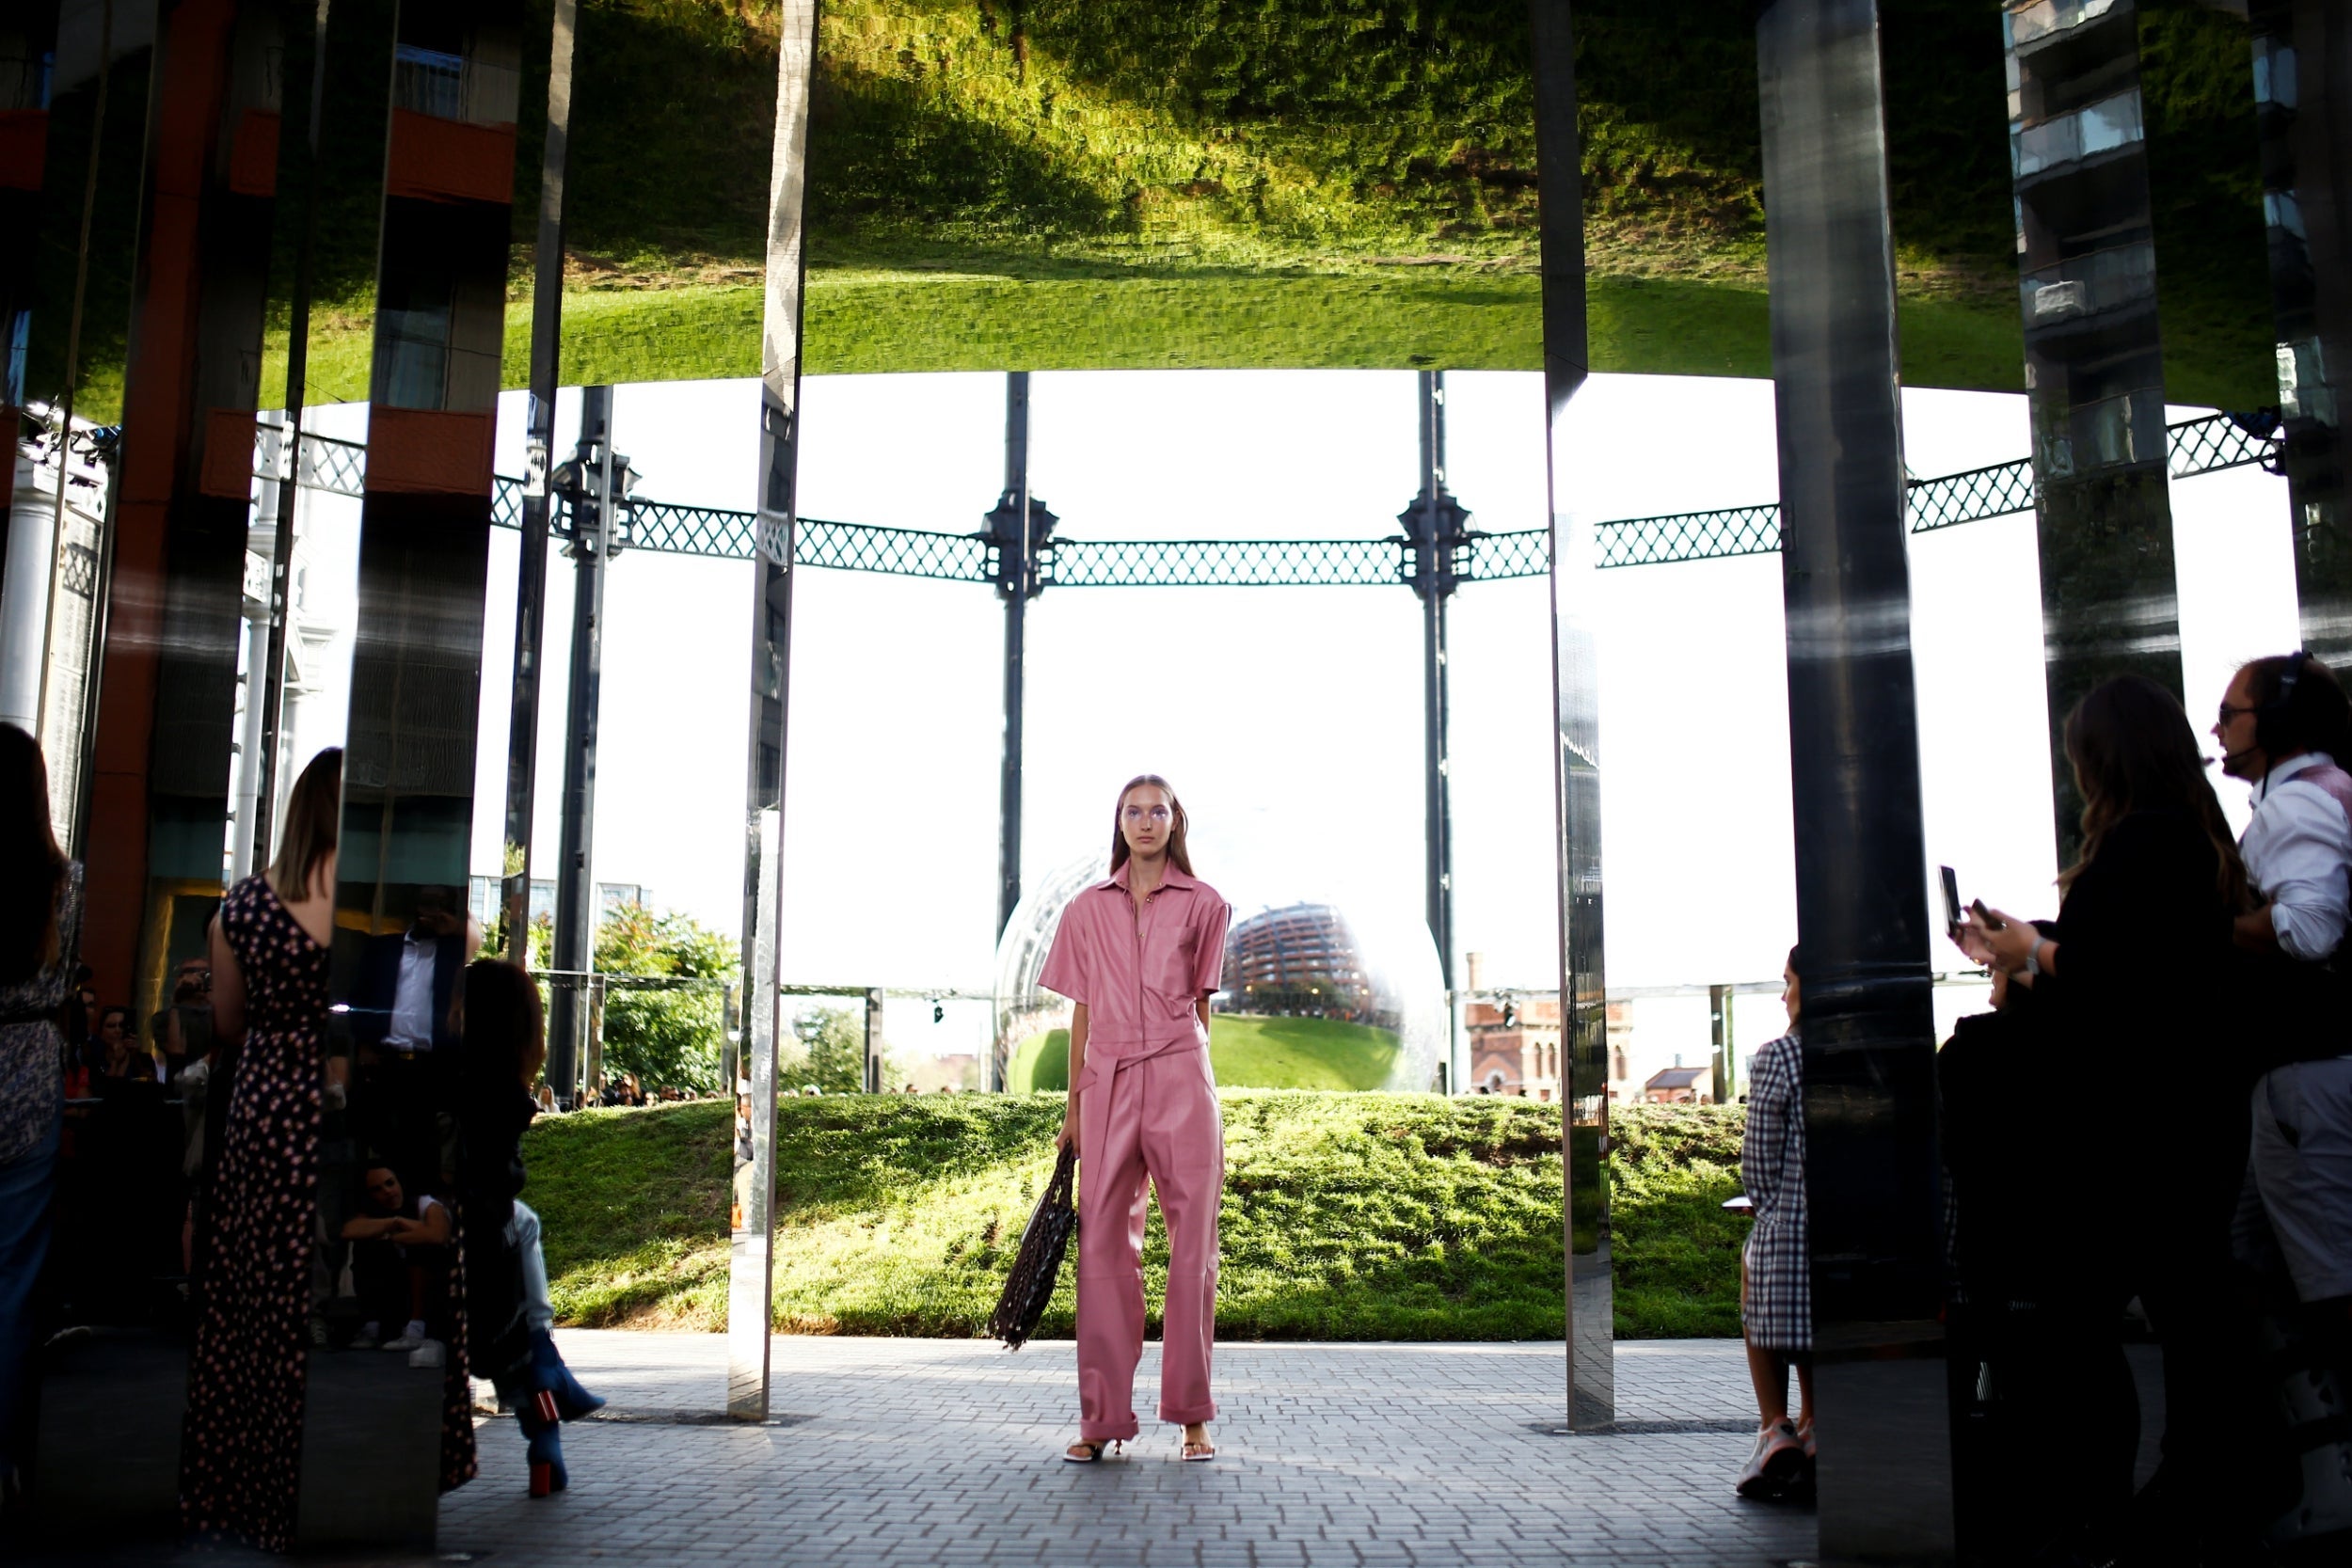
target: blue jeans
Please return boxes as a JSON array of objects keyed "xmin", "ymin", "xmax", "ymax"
[
  {"xmin": 0, "ymin": 1117, "xmax": 59, "ymax": 1471},
  {"xmin": 507, "ymin": 1200, "xmax": 555, "ymax": 1334}
]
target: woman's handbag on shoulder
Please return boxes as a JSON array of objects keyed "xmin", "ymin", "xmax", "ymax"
[{"xmin": 991, "ymin": 1145, "xmax": 1078, "ymax": 1350}]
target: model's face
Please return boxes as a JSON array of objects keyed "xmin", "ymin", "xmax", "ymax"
[
  {"xmin": 2215, "ymin": 667, "xmax": 2263, "ymax": 781},
  {"xmin": 1120, "ymin": 786, "xmax": 1176, "ymax": 860},
  {"xmin": 1781, "ymin": 965, "xmax": 1801, "ymax": 1028}
]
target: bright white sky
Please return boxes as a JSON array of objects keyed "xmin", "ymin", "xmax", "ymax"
[{"xmin": 389, "ymin": 369, "xmax": 2297, "ymax": 1063}]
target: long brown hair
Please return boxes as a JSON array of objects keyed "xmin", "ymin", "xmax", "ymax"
[
  {"xmin": 269, "ymin": 748, "xmax": 342, "ymax": 901},
  {"xmin": 1, "ymin": 724, "xmax": 68, "ymax": 983},
  {"xmin": 2060, "ymin": 674, "xmax": 2249, "ymax": 911},
  {"xmin": 461, "ymin": 958, "xmax": 547, "ymax": 1093},
  {"xmin": 1107, "ymin": 773, "xmax": 1195, "ymax": 877}
]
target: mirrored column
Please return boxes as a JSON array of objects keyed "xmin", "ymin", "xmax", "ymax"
[
  {"xmin": 730, "ymin": 0, "xmax": 819, "ymax": 1423},
  {"xmin": 2004, "ymin": 0, "xmax": 2182, "ymax": 861},
  {"xmin": 1759, "ymin": 2, "xmax": 1952, "ymax": 1562},
  {"xmin": 2250, "ymin": 1, "xmax": 2352, "ymax": 663},
  {"xmin": 120, "ymin": 0, "xmax": 294, "ymax": 1036},
  {"xmin": 0, "ymin": 1, "xmax": 56, "ymax": 529},
  {"xmin": 324, "ymin": 0, "xmax": 527, "ymax": 1520},
  {"xmin": 1529, "ymin": 0, "xmax": 1612, "ymax": 1433}
]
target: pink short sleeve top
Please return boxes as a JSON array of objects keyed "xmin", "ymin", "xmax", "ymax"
[{"xmin": 1038, "ymin": 862, "xmax": 1231, "ymax": 1062}]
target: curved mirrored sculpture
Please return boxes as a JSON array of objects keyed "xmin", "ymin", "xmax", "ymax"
[{"xmin": 993, "ymin": 854, "xmax": 1447, "ymax": 1096}]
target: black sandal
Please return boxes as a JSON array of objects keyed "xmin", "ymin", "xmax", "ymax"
[{"xmin": 1063, "ymin": 1438, "xmax": 1122, "ymax": 1463}]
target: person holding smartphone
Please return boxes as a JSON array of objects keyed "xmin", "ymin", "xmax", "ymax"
[{"xmin": 1953, "ymin": 675, "xmax": 2260, "ymax": 1561}]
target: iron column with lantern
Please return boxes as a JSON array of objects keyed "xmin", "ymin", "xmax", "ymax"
[
  {"xmin": 984, "ymin": 372, "xmax": 1055, "ymax": 1090},
  {"xmin": 545, "ymin": 386, "xmax": 636, "ymax": 1106},
  {"xmin": 1402, "ymin": 370, "xmax": 1469, "ymax": 1092}
]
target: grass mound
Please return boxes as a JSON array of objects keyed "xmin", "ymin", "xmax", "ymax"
[
  {"xmin": 1006, "ymin": 1014, "xmax": 1400, "ymax": 1093},
  {"xmin": 520, "ymin": 1094, "xmax": 1744, "ymax": 1339}
]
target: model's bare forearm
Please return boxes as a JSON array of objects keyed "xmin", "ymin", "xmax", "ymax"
[
  {"xmin": 1066, "ymin": 1005, "xmax": 1089, "ymax": 1103},
  {"xmin": 1059, "ymin": 1005, "xmax": 1089, "ymax": 1151}
]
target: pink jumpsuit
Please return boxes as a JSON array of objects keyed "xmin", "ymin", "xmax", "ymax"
[{"xmin": 1038, "ymin": 861, "xmax": 1231, "ymax": 1443}]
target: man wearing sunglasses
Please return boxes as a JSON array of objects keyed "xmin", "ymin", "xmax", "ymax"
[{"xmin": 2213, "ymin": 652, "xmax": 2352, "ymax": 1542}]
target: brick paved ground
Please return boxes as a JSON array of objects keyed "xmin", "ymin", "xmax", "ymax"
[{"xmin": 46, "ymin": 1334, "xmax": 1820, "ymax": 1567}]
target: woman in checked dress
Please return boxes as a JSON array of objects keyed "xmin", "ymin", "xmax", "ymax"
[{"xmin": 1735, "ymin": 947, "xmax": 1813, "ymax": 1500}]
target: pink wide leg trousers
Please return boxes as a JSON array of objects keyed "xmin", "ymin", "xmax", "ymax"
[{"xmin": 1074, "ymin": 1045, "xmax": 1224, "ymax": 1442}]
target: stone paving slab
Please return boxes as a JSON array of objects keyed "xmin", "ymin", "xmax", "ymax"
[{"xmin": 32, "ymin": 1334, "xmax": 1817, "ymax": 1568}]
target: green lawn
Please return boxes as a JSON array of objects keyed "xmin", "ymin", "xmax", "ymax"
[
  {"xmin": 1006, "ymin": 1013, "xmax": 1401, "ymax": 1095},
  {"xmin": 517, "ymin": 1094, "xmax": 1744, "ymax": 1339},
  {"xmin": 38, "ymin": 1, "xmax": 2277, "ymax": 421},
  {"xmin": 266, "ymin": 267, "xmax": 2037, "ymax": 406}
]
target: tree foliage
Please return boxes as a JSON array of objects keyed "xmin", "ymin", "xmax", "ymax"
[
  {"xmin": 786, "ymin": 1004, "xmax": 903, "ymax": 1096},
  {"xmin": 592, "ymin": 903, "xmax": 739, "ymax": 1093}
]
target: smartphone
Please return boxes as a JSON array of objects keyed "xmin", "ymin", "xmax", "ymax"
[{"xmin": 1939, "ymin": 865, "xmax": 1962, "ymax": 935}]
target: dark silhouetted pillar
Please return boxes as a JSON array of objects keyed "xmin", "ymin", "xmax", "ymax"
[
  {"xmin": 546, "ymin": 386, "xmax": 616, "ymax": 1107},
  {"xmin": 1758, "ymin": 2, "xmax": 1954, "ymax": 1562},
  {"xmin": 1403, "ymin": 369, "xmax": 1466, "ymax": 1088},
  {"xmin": 330, "ymin": 2, "xmax": 524, "ymax": 1054},
  {"xmin": 1529, "ymin": 0, "xmax": 1612, "ymax": 1433},
  {"xmin": 2004, "ymin": 0, "xmax": 2182, "ymax": 861},
  {"xmin": 0, "ymin": 0, "xmax": 56, "ymax": 527},
  {"xmin": 982, "ymin": 371, "xmax": 1054, "ymax": 1093},
  {"xmin": 2251, "ymin": 1, "xmax": 2352, "ymax": 663}
]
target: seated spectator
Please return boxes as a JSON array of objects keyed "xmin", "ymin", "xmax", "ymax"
[
  {"xmin": 87, "ymin": 1007, "xmax": 151, "ymax": 1083},
  {"xmin": 150, "ymin": 958, "xmax": 213, "ymax": 1081},
  {"xmin": 61, "ymin": 963, "xmax": 94, "ymax": 1058},
  {"xmin": 340, "ymin": 1161, "xmax": 452, "ymax": 1355},
  {"xmin": 1733, "ymin": 946, "xmax": 1811, "ymax": 1502},
  {"xmin": 732, "ymin": 1082, "xmax": 755, "ymax": 1230}
]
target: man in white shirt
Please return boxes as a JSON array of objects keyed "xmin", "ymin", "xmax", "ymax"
[
  {"xmin": 2217, "ymin": 652, "xmax": 2352, "ymax": 1307},
  {"xmin": 350, "ymin": 888, "xmax": 482, "ymax": 1200},
  {"xmin": 2214, "ymin": 652, "xmax": 2352, "ymax": 1539}
]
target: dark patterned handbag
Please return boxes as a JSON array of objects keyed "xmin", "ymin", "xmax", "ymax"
[{"xmin": 991, "ymin": 1145, "xmax": 1078, "ymax": 1349}]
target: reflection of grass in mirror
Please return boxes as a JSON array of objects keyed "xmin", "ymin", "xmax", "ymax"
[
  {"xmin": 262, "ymin": 269, "xmax": 2033, "ymax": 420},
  {"xmin": 31, "ymin": 1, "xmax": 2276, "ymax": 419},
  {"xmin": 1008, "ymin": 1014, "xmax": 1399, "ymax": 1093},
  {"xmin": 523, "ymin": 1094, "xmax": 1743, "ymax": 1338}
]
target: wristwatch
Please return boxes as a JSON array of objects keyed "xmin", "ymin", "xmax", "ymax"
[{"xmin": 2025, "ymin": 937, "xmax": 2046, "ymax": 979}]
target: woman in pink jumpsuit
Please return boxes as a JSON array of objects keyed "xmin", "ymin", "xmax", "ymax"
[{"xmin": 1040, "ymin": 774, "xmax": 1231, "ymax": 1462}]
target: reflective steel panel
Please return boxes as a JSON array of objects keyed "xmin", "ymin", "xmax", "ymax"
[
  {"xmin": 729, "ymin": 0, "xmax": 818, "ymax": 1423},
  {"xmin": 2004, "ymin": 0, "xmax": 2183, "ymax": 860},
  {"xmin": 1758, "ymin": 1, "xmax": 1953, "ymax": 1562},
  {"xmin": 2250, "ymin": 0, "xmax": 2352, "ymax": 663},
  {"xmin": 1530, "ymin": 0, "xmax": 1612, "ymax": 1432}
]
